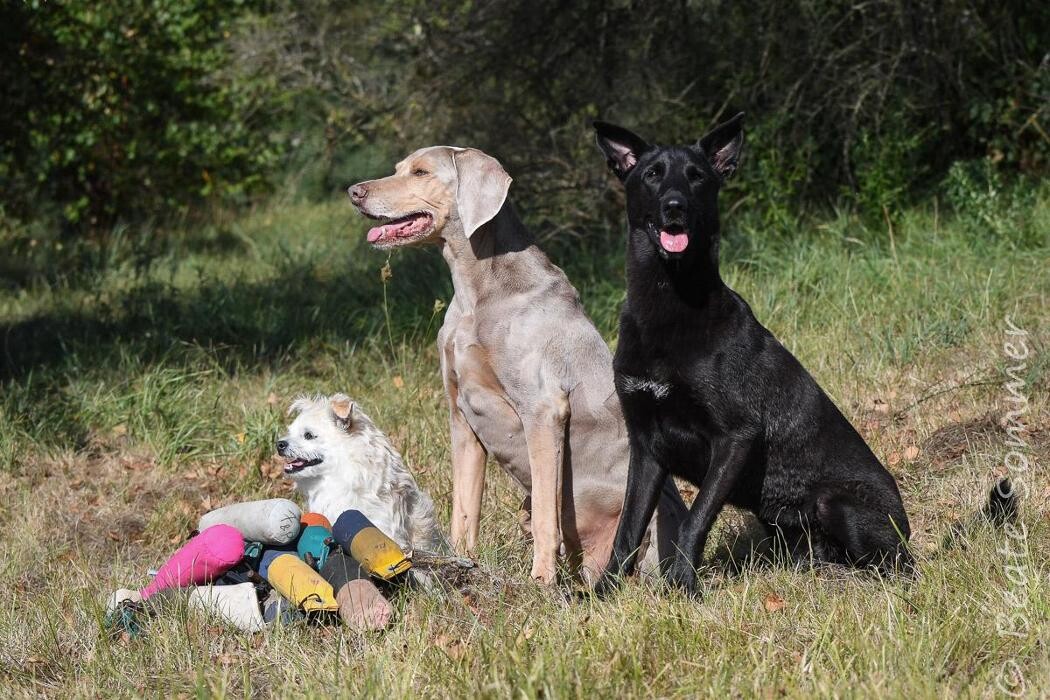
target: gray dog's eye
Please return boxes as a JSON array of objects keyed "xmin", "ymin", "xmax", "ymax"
[
  {"xmin": 304, "ymin": 431, "xmax": 316, "ymax": 440},
  {"xmin": 413, "ymin": 168, "xmax": 429, "ymax": 177}
]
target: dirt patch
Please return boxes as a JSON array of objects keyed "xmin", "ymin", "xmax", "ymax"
[
  {"xmin": 13, "ymin": 446, "xmax": 238, "ymax": 563},
  {"xmin": 923, "ymin": 413, "xmax": 1050, "ymax": 471},
  {"xmin": 922, "ymin": 413, "xmax": 1001, "ymax": 468}
]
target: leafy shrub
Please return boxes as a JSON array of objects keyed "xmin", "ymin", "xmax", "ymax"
[
  {"xmin": 943, "ymin": 159, "xmax": 1039, "ymax": 244},
  {"xmin": 0, "ymin": 0, "xmax": 274, "ymax": 230},
  {"xmin": 2, "ymin": 0, "xmax": 1046, "ymax": 240},
  {"xmin": 246, "ymin": 0, "xmax": 1045, "ymax": 233}
]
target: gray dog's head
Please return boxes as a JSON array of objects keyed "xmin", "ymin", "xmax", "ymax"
[{"xmin": 347, "ymin": 146, "xmax": 512, "ymax": 248}]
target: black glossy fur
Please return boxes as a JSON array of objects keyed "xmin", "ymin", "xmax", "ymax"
[{"xmin": 592, "ymin": 114, "xmax": 914, "ymax": 595}]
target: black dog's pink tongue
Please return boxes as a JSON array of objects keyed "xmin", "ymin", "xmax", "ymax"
[{"xmin": 659, "ymin": 229, "xmax": 689, "ymax": 253}]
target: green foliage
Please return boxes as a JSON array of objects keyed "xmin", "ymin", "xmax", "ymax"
[
  {"xmin": 0, "ymin": 0, "xmax": 273, "ymax": 230},
  {"xmin": 265, "ymin": 0, "xmax": 1045, "ymax": 231},
  {"xmin": 943, "ymin": 159, "xmax": 1042, "ymax": 245},
  {"xmin": 849, "ymin": 116, "xmax": 928, "ymax": 221},
  {"xmin": 2, "ymin": 0, "xmax": 1048, "ymax": 240}
]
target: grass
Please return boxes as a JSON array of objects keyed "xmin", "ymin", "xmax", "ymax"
[{"xmin": 0, "ymin": 179, "xmax": 1047, "ymax": 697}]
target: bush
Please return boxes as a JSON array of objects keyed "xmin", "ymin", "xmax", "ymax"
[
  {"xmin": 943, "ymin": 159, "xmax": 1040, "ymax": 244},
  {"xmin": 0, "ymin": 0, "xmax": 274, "ymax": 230},
  {"xmin": 2, "ymin": 0, "xmax": 1046, "ymax": 239}
]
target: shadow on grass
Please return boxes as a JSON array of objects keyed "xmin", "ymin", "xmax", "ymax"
[
  {"xmin": 0, "ymin": 246, "xmax": 453, "ymax": 453},
  {"xmin": 5, "ymin": 249, "xmax": 457, "ymax": 375}
]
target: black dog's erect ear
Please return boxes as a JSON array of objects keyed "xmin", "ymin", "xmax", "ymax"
[
  {"xmin": 593, "ymin": 121, "xmax": 651, "ymax": 179},
  {"xmin": 698, "ymin": 112, "xmax": 745, "ymax": 180}
]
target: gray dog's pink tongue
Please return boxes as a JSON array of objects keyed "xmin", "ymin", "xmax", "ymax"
[
  {"xmin": 366, "ymin": 213, "xmax": 431, "ymax": 243},
  {"xmin": 659, "ymin": 229, "xmax": 689, "ymax": 253}
]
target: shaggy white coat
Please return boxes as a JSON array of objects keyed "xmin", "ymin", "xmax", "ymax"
[{"xmin": 278, "ymin": 393, "xmax": 448, "ymax": 553}]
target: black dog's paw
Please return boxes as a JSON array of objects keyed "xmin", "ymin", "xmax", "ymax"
[
  {"xmin": 588, "ymin": 573, "xmax": 622, "ymax": 600},
  {"xmin": 665, "ymin": 562, "xmax": 702, "ymax": 599}
]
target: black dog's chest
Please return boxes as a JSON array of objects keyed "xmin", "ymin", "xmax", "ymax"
[
  {"xmin": 614, "ymin": 363, "xmax": 715, "ymax": 467},
  {"xmin": 614, "ymin": 334, "xmax": 720, "ymax": 425}
]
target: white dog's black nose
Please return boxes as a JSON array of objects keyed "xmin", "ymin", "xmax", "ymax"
[{"xmin": 276, "ymin": 439, "xmax": 289, "ymax": 454}]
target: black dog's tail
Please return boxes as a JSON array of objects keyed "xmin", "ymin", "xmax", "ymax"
[
  {"xmin": 943, "ymin": 478, "xmax": 1018, "ymax": 549},
  {"xmin": 983, "ymin": 478, "xmax": 1019, "ymax": 526}
]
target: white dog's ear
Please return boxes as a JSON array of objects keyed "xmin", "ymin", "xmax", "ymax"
[
  {"xmin": 287, "ymin": 395, "xmax": 312, "ymax": 416},
  {"xmin": 329, "ymin": 393, "xmax": 354, "ymax": 428},
  {"xmin": 453, "ymin": 148, "xmax": 512, "ymax": 238}
]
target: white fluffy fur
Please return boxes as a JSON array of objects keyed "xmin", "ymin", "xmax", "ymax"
[{"xmin": 278, "ymin": 393, "xmax": 449, "ymax": 553}]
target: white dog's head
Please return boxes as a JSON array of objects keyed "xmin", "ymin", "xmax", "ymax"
[
  {"xmin": 274, "ymin": 392, "xmax": 448, "ymax": 553},
  {"xmin": 276, "ymin": 393, "xmax": 372, "ymax": 481}
]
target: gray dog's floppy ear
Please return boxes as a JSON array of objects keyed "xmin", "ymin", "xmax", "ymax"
[
  {"xmin": 329, "ymin": 393, "xmax": 355, "ymax": 428},
  {"xmin": 593, "ymin": 121, "xmax": 651, "ymax": 180},
  {"xmin": 453, "ymin": 149, "xmax": 512, "ymax": 239},
  {"xmin": 698, "ymin": 112, "xmax": 745, "ymax": 180}
]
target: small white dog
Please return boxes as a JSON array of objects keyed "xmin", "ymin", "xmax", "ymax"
[{"xmin": 276, "ymin": 393, "xmax": 449, "ymax": 553}]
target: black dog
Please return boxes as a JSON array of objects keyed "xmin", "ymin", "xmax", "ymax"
[{"xmin": 591, "ymin": 113, "xmax": 915, "ymax": 595}]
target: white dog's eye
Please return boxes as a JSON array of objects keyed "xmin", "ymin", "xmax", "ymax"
[
  {"xmin": 412, "ymin": 168, "xmax": 428, "ymax": 177},
  {"xmin": 304, "ymin": 431, "xmax": 316, "ymax": 440}
]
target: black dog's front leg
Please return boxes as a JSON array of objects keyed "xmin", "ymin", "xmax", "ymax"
[
  {"xmin": 666, "ymin": 439, "xmax": 753, "ymax": 595},
  {"xmin": 594, "ymin": 440, "xmax": 669, "ymax": 595}
]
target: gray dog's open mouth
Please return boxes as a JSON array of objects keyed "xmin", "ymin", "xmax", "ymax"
[
  {"xmin": 284, "ymin": 457, "xmax": 323, "ymax": 474},
  {"xmin": 365, "ymin": 211, "xmax": 434, "ymax": 246}
]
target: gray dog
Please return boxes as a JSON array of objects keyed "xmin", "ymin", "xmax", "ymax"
[{"xmin": 349, "ymin": 146, "xmax": 685, "ymax": 585}]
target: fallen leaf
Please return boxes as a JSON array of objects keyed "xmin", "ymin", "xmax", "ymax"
[
  {"xmin": 887, "ymin": 452, "xmax": 902, "ymax": 466},
  {"xmin": 235, "ymin": 433, "xmax": 246, "ymax": 444},
  {"xmin": 903, "ymin": 445, "xmax": 919, "ymax": 461},
  {"xmin": 259, "ymin": 459, "xmax": 285, "ymax": 480},
  {"xmin": 436, "ymin": 634, "xmax": 466, "ymax": 660},
  {"xmin": 763, "ymin": 593, "xmax": 785, "ymax": 613},
  {"xmin": 266, "ymin": 392, "xmax": 278, "ymax": 406},
  {"xmin": 515, "ymin": 625, "xmax": 535, "ymax": 645},
  {"xmin": 392, "ymin": 375, "xmax": 405, "ymax": 390}
]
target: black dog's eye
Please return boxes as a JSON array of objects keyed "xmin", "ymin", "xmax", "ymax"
[
  {"xmin": 412, "ymin": 168, "xmax": 429, "ymax": 177},
  {"xmin": 687, "ymin": 168, "xmax": 706, "ymax": 184},
  {"xmin": 644, "ymin": 166, "xmax": 661, "ymax": 181},
  {"xmin": 304, "ymin": 431, "xmax": 315, "ymax": 440}
]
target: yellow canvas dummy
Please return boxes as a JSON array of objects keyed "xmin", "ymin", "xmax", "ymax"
[
  {"xmin": 333, "ymin": 510, "xmax": 412, "ymax": 580},
  {"xmin": 265, "ymin": 554, "xmax": 338, "ymax": 613}
]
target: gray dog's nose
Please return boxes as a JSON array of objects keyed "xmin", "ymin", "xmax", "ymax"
[
  {"xmin": 348, "ymin": 184, "xmax": 367, "ymax": 204},
  {"xmin": 276, "ymin": 439, "xmax": 288, "ymax": 453}
]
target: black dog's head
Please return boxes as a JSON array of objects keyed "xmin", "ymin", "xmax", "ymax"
[{"xmin": 593, "ymin": 113, "xmax": 744, "ymax": 263}]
